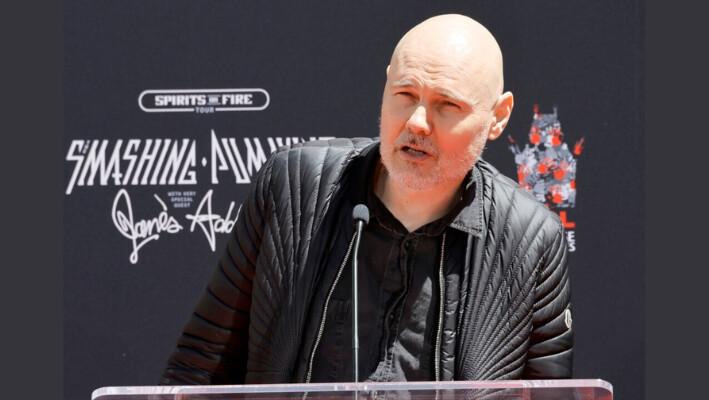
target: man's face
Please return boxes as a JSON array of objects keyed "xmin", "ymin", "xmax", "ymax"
[{"xmin": 379, "ymin": 46, "xmax": 497, "ymax": 191}]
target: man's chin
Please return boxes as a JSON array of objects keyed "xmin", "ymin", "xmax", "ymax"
[
  {"xmin": 381, "ymin": 151, "xmax": 444, "ymax": 190},
  {"xmin": 387, "ymin": 169, "xmax": 441, "ymax": 191}
]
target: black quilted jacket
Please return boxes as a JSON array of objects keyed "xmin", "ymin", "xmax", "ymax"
[{"xmin": 161, "ymin": 138, "xmax": 573, "ymax": 385}]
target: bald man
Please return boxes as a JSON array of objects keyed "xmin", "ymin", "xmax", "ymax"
[{"xmin": 162, "ymin": 14, "xmax": 572, "ymax": 385}]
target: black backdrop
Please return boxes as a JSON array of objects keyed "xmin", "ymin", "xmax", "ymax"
[{"xmin": 63, "ymin": 2, "xmax": 644, "ymax": 400}]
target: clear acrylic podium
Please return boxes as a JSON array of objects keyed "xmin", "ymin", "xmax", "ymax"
[{"xmin": 93, "ymin": 379, "xmax": 612, "ymax": 400}]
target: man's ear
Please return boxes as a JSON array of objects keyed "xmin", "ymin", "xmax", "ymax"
[
  {"xmin": 487, "ymin": 91, "xmax": 514, "ymax": 140},
  {"xmin": 386, "ymin": 65, "xmax": 390, "ymax": 75}
]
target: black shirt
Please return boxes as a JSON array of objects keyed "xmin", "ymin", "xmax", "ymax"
[{"xmin": 307, "ymin": 149, "xmax": 467, "ymax": 383}]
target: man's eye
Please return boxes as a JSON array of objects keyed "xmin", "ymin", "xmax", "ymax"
[{"xmin": 442, "ymin": 101, "xmax": 460, "ymax": 109}]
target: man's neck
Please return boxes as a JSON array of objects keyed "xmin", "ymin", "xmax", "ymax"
[{"xmin": 374, "ymin": 163, "xmax": 464, "ymax": 233}]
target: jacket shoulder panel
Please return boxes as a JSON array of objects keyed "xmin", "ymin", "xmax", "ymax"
[
  {"xmin": 455, "ymin": 160, "xmax": 571, "ymax": 380},
  {"xmin": 246, "ymin": 137, "xmax": 377, "ymax": 381}
]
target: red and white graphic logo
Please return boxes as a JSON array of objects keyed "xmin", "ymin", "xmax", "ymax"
[{"xmin": 509, "ymin": 105, "xmax": 584, "ymax": 251}]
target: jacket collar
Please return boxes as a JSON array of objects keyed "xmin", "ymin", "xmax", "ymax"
[{"xmin": 347, "ymin": 139, "xmax": 485, "ymax": 238}]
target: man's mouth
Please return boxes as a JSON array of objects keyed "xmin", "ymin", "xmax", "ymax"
[
  {"xmin": 399, "ymin": 145, "xmax": 433, "ymax": 161},
  {"xmin": 402, "ymin": 146, "xmax": 429, "ymax": 155}
]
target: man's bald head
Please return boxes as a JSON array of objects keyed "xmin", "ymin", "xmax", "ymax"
[
  {"xmin": 390, "ymin": 14, "xmax": 505, "ymax": 100},
  {"xmin": 378, "ymin": 13, "xmax": 515, "ymax": 193}
]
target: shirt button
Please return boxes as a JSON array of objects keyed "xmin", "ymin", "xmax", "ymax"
[{"xmin": 404, "ymin": 241, "xmax": 410, "ymax": 249}]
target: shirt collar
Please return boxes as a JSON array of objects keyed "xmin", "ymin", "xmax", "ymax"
[{"xmin": 448, "ymin": 167, "xmax": 484, "ymax": 238}]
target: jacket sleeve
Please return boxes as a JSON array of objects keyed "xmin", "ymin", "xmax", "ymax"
[
  {"xmin": 159, "ymin": 157, "xmax": 272, "ymax": 385},
  {"xmin": 522, "ymin": 222, "xmax": 574, "ymax": 378}
]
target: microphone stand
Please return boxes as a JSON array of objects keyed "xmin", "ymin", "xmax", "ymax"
[
  {"xmin": 352, "ymin": 218, "xmax": 363, "ymax": 384},
  {"xmin": 351, "ymin": 204, "xmax": 369, "ymax": 400}
]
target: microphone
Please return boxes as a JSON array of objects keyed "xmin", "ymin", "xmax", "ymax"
[{"xmin": 351, "ymin": 204, "xmax": 369, "ymax": 383}]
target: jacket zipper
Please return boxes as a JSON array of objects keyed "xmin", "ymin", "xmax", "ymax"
[
  {"xmin": 434, "ymin": 232, "xmax": 446, "ymax": 382},
  {"xmin": 304, "ymin": 232, "xmax": 357, "ymax": 384}
]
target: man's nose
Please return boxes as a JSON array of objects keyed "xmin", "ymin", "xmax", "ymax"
[{"xmin": 405, "ymin": 105, "xmax": 431, "ymax": 135}]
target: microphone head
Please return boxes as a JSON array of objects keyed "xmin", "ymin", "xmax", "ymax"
[{"xmin": 352, "ymin": 204, "xmax": 370, "ymax": 226}]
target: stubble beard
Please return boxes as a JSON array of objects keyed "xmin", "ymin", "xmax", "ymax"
[{"xmin": 379, "ymin": 129, "xmax": 487, "ymax": 191}]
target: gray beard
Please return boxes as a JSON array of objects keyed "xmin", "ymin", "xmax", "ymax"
[{"xmin": 379, "ymin": 132, "xmax": 486, "ymax": 191}]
